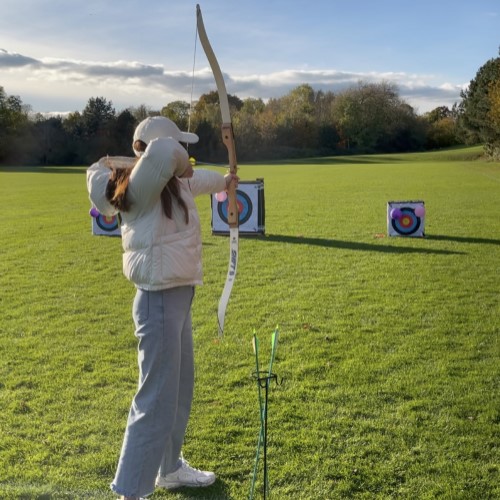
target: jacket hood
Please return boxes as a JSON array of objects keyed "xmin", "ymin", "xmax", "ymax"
[{"xmin": 87, "ymin": 156, "xmax": 136, "ymax": 216}]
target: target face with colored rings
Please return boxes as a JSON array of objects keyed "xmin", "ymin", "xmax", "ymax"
[
  {"xmin": 96, "ymin": 213, "xmax": 121, "ymax": 232},
  {"xmin": 217, "ymin": 190, "xmax": 252, "ymax": 225},
  {"xmin": 391, "ymin": 208, "xmax": 421, "ymax": 235}
]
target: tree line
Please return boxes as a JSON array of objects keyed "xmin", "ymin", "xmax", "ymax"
[{"xmin": 1, "ymin": 52, "xmax": 499, "ymax": 166}]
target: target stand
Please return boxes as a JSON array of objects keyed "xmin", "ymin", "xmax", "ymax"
[
  {"xmin": 91, "ymin": 210, "xmax": 122, "ymax": 237},
  {"xmin": 387, "ymin": 200, "xmax": 425, "ymax": 237},
  {"xmin": 211, "ymin": 179, "xmax": 265, "ymax": 236}
]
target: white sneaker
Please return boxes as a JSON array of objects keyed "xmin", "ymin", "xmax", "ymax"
[{"xmin": 156, "ymin": 459, "xmax": 216, "ymax": 490}]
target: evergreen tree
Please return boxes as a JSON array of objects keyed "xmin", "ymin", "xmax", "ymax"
[{"xmin": 459, "ymin": 51, "xmax": 500, "ymax": 159}]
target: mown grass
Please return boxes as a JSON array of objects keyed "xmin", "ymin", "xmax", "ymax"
[{"xmin": 0, "ymin": 146, "xmax": 498, "ymax": 499}]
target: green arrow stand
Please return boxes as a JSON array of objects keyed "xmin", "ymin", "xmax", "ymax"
[{"xmin": 250, "ymin": 327, "xmax": 281, "ymax": 500}]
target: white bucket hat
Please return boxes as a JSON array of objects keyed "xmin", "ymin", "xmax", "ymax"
[{"xmin": 132, "ymin": 116, "xmax": 199, "ymax": 156}]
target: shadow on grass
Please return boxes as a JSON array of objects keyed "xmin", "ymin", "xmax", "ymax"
[
  {"xmin": 267, "ymin": 146, "xmax": 484, "ymax": 166},
  {"xmin": 0, "ymin": 166, "xmax": 86, "ymax": 174},
  {"xmin": 426, "ymin": 234, "xmax": 500, "ymax": 246},
  {"xmin": 159, "ymin": 478, "xmax": 232, "ymax": 499},
  {"xmin": 262, "ymin": 234, "xmax": 465, "ymax": 255},
  {"xmin": 270, "ymin": 155, "xmax": 403, "ymax": 166}
]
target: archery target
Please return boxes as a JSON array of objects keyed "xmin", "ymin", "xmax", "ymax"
[
  {"xmin": 387, "ymin": 201, "xmax": 425, "ymax": 237},
  {"xmin": 212, "ymin": 180, "xmax": 265, "ymax": 236},
  {"xmin": 217, "ymin": 190, "xmax": 253, "ymax": 226},
  {"xmin": 92, "ymin": 212, "xmax": 122, "ymax": 237}
]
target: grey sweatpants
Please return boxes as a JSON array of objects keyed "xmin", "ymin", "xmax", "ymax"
[{"xmin": 111, "ymin": 286, "xmax": 195, "ymax": 498}]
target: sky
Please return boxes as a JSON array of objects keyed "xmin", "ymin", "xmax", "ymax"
[{"xmin": 0, "ymin": 0, "xmax": 498, "ymax": 116}]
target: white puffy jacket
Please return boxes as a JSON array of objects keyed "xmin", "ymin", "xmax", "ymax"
[{"xmin": 86, "ymin": 137, "xmax": 226, "ymax": 290}]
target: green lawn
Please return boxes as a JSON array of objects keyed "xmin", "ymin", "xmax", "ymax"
[{"xmin": 0, "ymin": 147, "xmax": 499, "ymax": 499}]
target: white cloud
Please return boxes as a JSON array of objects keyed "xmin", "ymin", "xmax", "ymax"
[{"xmin": 0, "ymin": 49, "xmax": 463, "ymax": 114}]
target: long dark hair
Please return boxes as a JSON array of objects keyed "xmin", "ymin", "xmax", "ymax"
[{"xmin": 106, "ymin": 140, "xmax": 189, "ymax": 224}]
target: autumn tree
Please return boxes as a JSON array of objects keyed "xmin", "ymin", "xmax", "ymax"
[
  {"xmin": 422, "ymin": 106, "xmax": 460, "ymax": 149},
  {"xmin": 487, "ymin": 78, "xmax": 500, "ymax": 136},
  {"xmin": 233, "ymin": 97, "xmax": 266, "ymax": 159}
]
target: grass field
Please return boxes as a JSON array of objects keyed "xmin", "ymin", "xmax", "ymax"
[{"xmin": 0, "ymin": 147, "xmax": 499, "ymax": 499}]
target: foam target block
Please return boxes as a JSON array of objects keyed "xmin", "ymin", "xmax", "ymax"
[
  {"xmin": 387, "ymin": 200, "xmax": 425, "ymax": 237},
  {"xmin": 212, "ymin": 180, "xmax": 265, "ymax": 236},
  {"xmin": 92, "ymin": 212, "xmax": 122, "ymax": 237}
]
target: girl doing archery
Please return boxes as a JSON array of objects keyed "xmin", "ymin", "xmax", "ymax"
[{"xmin": 87, "ymin": 116, "xmax": 238, "ymax": 500}]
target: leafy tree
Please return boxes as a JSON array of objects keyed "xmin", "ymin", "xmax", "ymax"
[
  {"xmin": 0, "ymin": 86, "xmax": 12, "ymax": 161},
  {"xmin": 0, "ymin": 86, "xmax": 31, "ymax": 163},
  {"xmin": 331, "ymin": 81, "xmax": 389, "ymax": 151},
  {"xmin": 425, "ymin": 106, "xmax": 452, "ymax": 123},
  {"xmin": 331, "ymin": 81, "xmax": 424, "ymax": 152},
  {"xmin": 255, "ymin": 107, "xmax": 279, "ymax": 155},
  {"xmin": 0, "ymin": 79, "xmax": 471, "ymax": 165},
  {"xmin": 422, "ymin": 106, "xmax": 460, "ymax": 149},
  {"xmin": 487, "ymin": 78, "xmax": 500, "ymax": 132},
  {"xmin": 233, "ymin": 98, "xmax": 265, "ymax": 159},
  {"xmin": 190, "ymin": 92, "xmax": 243, "ymax": 161},
  {"xmin": 383, "ymin": 103, "xmax": 427, "ymax": 152},
  {"xmin": 425, "ymin": 117, "xmax": 458, "ymax": 149},
  {"xmin": 82, "ymin": 97, "xmax": 115, "ymax": 137},
  {"xmin": 281, "ymin": 84, "xmax": 315, "ymax": 118},
  {"xmin": 58, "ymin": 111, "xmax": 87, "ymax": 163},
  {"xmin": 459, "ymin": 52, "xmax": 500, "ymax": 159},
  {"xmin": 313, "ymin": 90, "xmax": 336, "ymax": 124},
  {"xmin": 80, "ymin": 97, "xmax": 117, "ymax": 162},
  {"xmin": 113, "ymin": 109, "xmax": 137, "ymax": 156},
  {"xmin": 129, "ymin": 104, "xmax": 156, "ymax": 122},
  {"xmin": 161, "ymin": 101, "xmax": 191, "ymax": 131},
  {"xmin": 197, "ymin": 90, "xmax": 243, "ymax": 113},
  {"xmin": 192, "ymin": 90, "xmax": 243, "ymax": 129},
  {"xmin": 29, "ymin": 116, "xmax": 73, "ymax": 165},
  {"xmin": 276, "ymin": 84, "xmax": 317, "ymax": 149},
  {"xmin": 191, "ymin": 119, "xmax": 219, "ymax": 162},
  {"xmin": 313, "ymin": 91, "xmax": 340, "ymax": 151},
  {"xmin": 240, "ymin": 97, "xmax": 265, "ymax": 115},
  {"xmin": 63, "ymin": 111, "xmax": 84, "ymax": 138}
]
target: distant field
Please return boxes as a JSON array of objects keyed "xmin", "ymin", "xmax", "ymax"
[{"xmin": 0, "ymin": 146, "xmax": 498, "ymax": 499}]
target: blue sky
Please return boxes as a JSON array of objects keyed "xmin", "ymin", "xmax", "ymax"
[{"xmin": 0, "ymin": 0, "xmax": 498, "ymax": 115}]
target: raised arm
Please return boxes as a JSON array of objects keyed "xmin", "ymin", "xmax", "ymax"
[{"xmin": 127, "ymin": 137, "xmax": 190, "ymax": 211}]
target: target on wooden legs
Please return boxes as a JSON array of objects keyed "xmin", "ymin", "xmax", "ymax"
[
  {"xmin": 387, "ymin": 201, "xmax": 425, "ymax": 237},
  {"xmin": 90, "ymin": 207, "xmax": 122, "ymax": 237},
  {"xmin": 212, "ymin": 180, "xmax": 265, "ymax": 236}
]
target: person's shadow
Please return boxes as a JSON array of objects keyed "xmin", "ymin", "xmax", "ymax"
[
  {"xmin": 425, "ymin": 234, "xmax": 500, "ymax": 246},
  {"xmin": 261, "ymin": 234, "xmax": 466, "ymax": 255}
]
